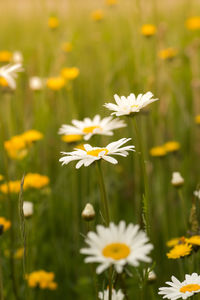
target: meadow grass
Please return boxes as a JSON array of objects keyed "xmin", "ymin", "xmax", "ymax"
[{"xmin": 0, "ymin": 0, "xmax": 200, "ymax": 299}]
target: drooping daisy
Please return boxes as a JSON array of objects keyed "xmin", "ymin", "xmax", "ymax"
[
  {"xmin": 80, "ymin": 221, "xmax": 153, "ymax": 274},
  {"xmin": 99, "ymin": 288, "xmax": 124, "ymax": 300},
  {"xmin": 104, "ymin": 92, "xmax": 158, "ymax": 116},
  {"xmin": 58, "ymin": 115, "xmax": 126, "ymax": 141},
  {"xmin": 159, "ymin": 273, "xmax": 200, "ymax": 299},
  {"xmin": 0, "ymin": 64, "xmax": 23, "ymax": 89},
  {"xmin": 59, "ymin": 138, "xmax": 135, "ymax": 169}
]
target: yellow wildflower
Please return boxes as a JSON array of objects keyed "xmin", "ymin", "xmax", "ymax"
[
  {"xmin": 48, "ymin": 17, "xmax": 59, "ymax": 29},
  {"xmin": 0, "ymin": 77, "xmax": 9, "ymax": 87},
  {"xmin": 158, "ymin": 48, "xmax": 178, "ymax": 60},
  {"xmin": 166, "ymin": 237, "xmax": 186, "ymax": 248},
  {"xmin": 167, "ymin": 244, "xmax": 192, "ymax": 259},
  {"xmin": 141, "ymin": 24, "xmax": 156, "ymax": 37},
  {"xmin": 61, "ymin": 135, "xmax": 82, "ymax": 143},
  {"xmin": 186, "ymin": 236, "xmax": 200, "ymax": 246},
  {"xmin": 105, "ymin": 0, "xmax": 117, "ymax": 6},
  {"xmin": 164, "ymin": 141, "xmax": 180, "ymax": 153},
  {"xmin": 46, "ymin": 76, "xmax": 65, "ymax": 91},
  {"xmin": 167, "ymin": 238, "xmax": 181, "ymax": 248},
  {"xmin": 91, "ymin": 10, "xmax": 104, "ymax": 22},
  {"xmin": 0, "ymin": 175, "xmax": 4, "ymax": 181},
  {"xmin": 26, "ymin": 270, "xmax": 57, "ymax": 290},
  {"xmin": 24, "ymin": 173, "xmax": 49, "ymax": 190},
  {"xmin": 14, "ymin": 248, "xmax": 24, "ymax": 259},
  {"xmin": 186, "ymin": 17, "xmax": 200, "ymax": 30},
  {"xmin": 0, "ymin": 217, "xmax": 11, "ymax": 231},
  {"xmin": 4, "ymin": 135, "xmax": 27, "ymax": 160},
  {"xmin": 21, "ymin": 130, "xmax": 43, "ymax": 144},
  {"xmin": 150, "ymin": 146, "xmax": 167, "ymax": 157},
  {"xmin": 61, "ymin": 67, "xmax": 80, "ymax": 80},
  {"xmin": 0, "ymin": 181, "xmax": 21, "ymax": 194},
  {"xmin": 0, "ymin": 51, "xmax": 12, "ymax": 63},
  {"xmin": 195, "ymin": 115, "xmax": 200, "ymax": 124},
  {"xmin": 61, "ymin": 42, "xmax": 73, "ymax": 53}
]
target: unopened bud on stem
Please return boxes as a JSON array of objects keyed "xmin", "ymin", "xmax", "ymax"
[{"xmin": 82, "ymin": 203, "xmax": 95, "ymax": 221}]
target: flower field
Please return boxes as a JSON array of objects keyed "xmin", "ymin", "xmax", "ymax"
[{"xmin": 0, "ymin": 0, "xmax": 200, "ymax": 299}]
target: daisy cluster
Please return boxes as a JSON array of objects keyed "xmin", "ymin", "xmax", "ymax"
[{"xmin": 58, "ymin": 90, "xmax": 157, "ymax": 298}]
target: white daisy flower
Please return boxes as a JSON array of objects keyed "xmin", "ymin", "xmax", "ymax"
[
  {"xmin": 0, "ymin": 64, "xmax": 23, "ymax": 89},
  {"xmin": 59, "ymin": 138, "xmax": 135, "ymax": 169},
  {"xmin": 159, "ymin": 273, "xmax": 200, "ymax": 300},
  {"xmin": 58, "ymin": 115, "xmax": 126, "ymax": 141},
  {"xmin": 80, "ymin": 221, "xmax": 153, "ymax": 274},
  {"xmin": 104, "ymin": 92, "xmax": 158, "ymax": 116},
  {"xmin": 98, "ymin": 288, "xmax": 125, "ymax": 300}
]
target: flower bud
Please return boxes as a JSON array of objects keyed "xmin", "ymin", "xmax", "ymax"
[
  {"xmin": 29, "ymin": 76, "xmax": 43, "ymax": 91},
  {"xmin": 148, "ymin": 270, "xmax": 157, "ymax": 282},
  {"xmin": 23, "ymin": 201, "xmax": 34, "ymax": 218},
  {"xmin": 81, "ymin": 203, "xmax": 95, "ymax": 221},
  {"xmin": 171, "ymin": 172, "xmax": 184, "ymax": 187},
  {"xmin": 194, "ymin": 190, "xmax": 200, "ymax": 199}
]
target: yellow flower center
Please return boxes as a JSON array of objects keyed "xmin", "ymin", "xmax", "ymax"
[
  {"xmin": 87, "ymin": 148, "xmax": 108, "ymax": 157},
  {"xmin": 180, "ymin": 284, "xmax": 200, "ymax": 293},
  {"xmin": 102, "ymin": 243, "xmax": 130, "ymax": 260},
  {"xmin": 83, "ymin": 126, "xmax": 102, "ymax": 134}
]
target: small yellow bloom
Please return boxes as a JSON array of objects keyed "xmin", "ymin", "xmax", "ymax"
[
  {"xmin": 0, "ymin": 77, "xmax": 9, "ymax": 87},
  {"xmin": 46, "ymin": 77, "xmax": 65, "ymax": 91},
  {"xmin": 0, "ymin": 51, "xmax": 12, "ymax": 63},
  {"xmin": 22, "ymin": 130, "xmax": 43, "ymax": 144},
  {"xmin": 48, "ymin": 17, "xmax": 59, "ymax": 29},
  {"xmin": 150, "ymin": 146, "xmax": 167, "ymax": 157},
  {"xmin": 141, "ymin": 24, "xmax": 156, "ymax": 37},
  {"xmin": 186, "ymin": 17, "xmax": 200, "ymax": 30},
  {"xmin": 158, "ymin": 48, "xmax": 178, "ymax": 60},
  {"xmin": 0, "ymin": 217, "xmax": 11, "ymax": 231},
  {"xmin": 61, "ymin": 67, "xmax": 80, "ymax": 80},
  {"xmin": 186, "ymin": 236, "xmax": 200, "ymax": 246},
  {"xmin": 195, "ymin": 115, "xmax": 200, "ymax": 124},
  {"xmin": 167, "ymin": 244, "xmax": 192, "ymax": 259},
  {"xmin": 26, "ymin": 270, "xmax": 57, "ymax": 290},
  {"xmin": 24, "ymin": 173, "xmax": 49, "ymax": 190},
  {"xmin": 4, "ymin": 135, "xmax": 27, "ymax": 160},
  {"xmin": 14, "ymin": 248, "xmax": 24, "ymax": 259},
  {"xmin": 0, "ymin": 175, "xmax": 4, "ymax": 181},
  {"xmin": 61, "ymin": 135, "xmax": 82, "ymax": 143},
  {"xmin": 0, "ymin": 181, "xmax": 21, "ymax": 194},
  {"xmin": 61, "ymin": 42, "xmax": 73, "ymax": 53},
  {"xmin": 105, "ymin": 0, "xmax": 117, "ymax": 6},
  {"xmin": 91, "ymin": 10, "xmax": 104, "ymax": 22},
  {"xmin": 164, "ymin": 141, "xmax": 180, "ymax": 153},
  {"xmin": 166, "ymin": 237, "xmax": 186, "ymax": 248},
  {"xmin": 167, "ymin": 238, "xmax": 181, "ymax": 248}
]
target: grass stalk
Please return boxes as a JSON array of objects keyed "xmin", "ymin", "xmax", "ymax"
[{"xmin": 132, "ymin": 117, "xmax": 150, "ymax": 236}]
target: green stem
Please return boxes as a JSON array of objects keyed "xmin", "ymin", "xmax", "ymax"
[
  {"xmin": 96, "ymin": 161, "xmax": 110, "ymax": 226},
  {"xmin": 0, "ymin": 246, "xmax": 4, "ymax": 300},
  {"xmin": 178, "ymin": 189, "xmax": 187, "ymax": 231},
  {"xmin": 95, "ymin": 161, "xmax": 112, "ymax": 300},
  {"xmin": 132, "ymin": 117, "xmax": 150, "ymax": 236},
  {"xmin": 0, "ymin": 124, "xmax": 20, "ymax": 300}
]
